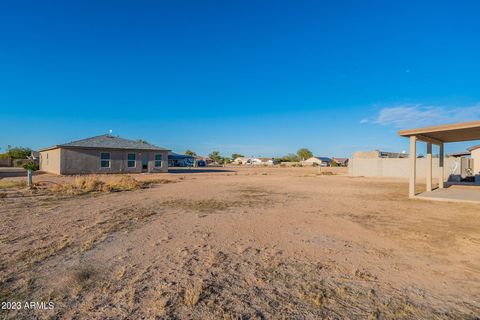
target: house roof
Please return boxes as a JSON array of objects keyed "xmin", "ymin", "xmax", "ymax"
[
  {"xmin": 398, "ymin": 120, "xmax": 480, "ymax": 143},
  {"xmin": 333, "ymin": 157, "xmax": 348, "ymax": 163},
  {"xmin": 168, "ymin": 152, "xmax": 194, "ymax": 160},
  {"xmin": 40, "ymin": 134, "xmax": 170, "ymax": 152},
  {"xmin": 467, "ymin": 144, "xmax": 480, "ymax": 152},
  {"xmin": 313, "ymin": 156, "xmax": 332, "ymax": 162}
]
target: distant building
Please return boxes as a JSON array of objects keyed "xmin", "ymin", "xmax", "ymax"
[
  {"xmin": 168, "ymin": 152, "xmax": 195, "ymax": 167},
  {"xmin": 39, "ymin": 134, "xmax": 170, "ymax": 175},
  {"xmin": 303, "ymin": 156, "xmax": 332, "ymax": 167},
  {"xmin": 232, "ymin": 157, "xmax": 251, "ymax": 165},
  {"xmin": 194, "ymin": 156, "xmax": 212, "ymax": 166},
  {"xmin": 232, "ymin": 157, "xmax": 276, "ymax": 165},
  {"xmin": 332, "ymin": 157, "xmax": 349, "ymax": 166},
  {"xmin": 257, "ymin": 157, "xmax": 276, "ymax": 165}
]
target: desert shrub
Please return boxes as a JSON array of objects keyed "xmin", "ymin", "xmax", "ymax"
[
  {"xmin": 23, "ymin": 161, "xmax": 39, "ymax": 171},
  {"xmin": 318, "ymin": 171, "xmax": 335, "ymax": 175},
  {"xmin": 74, "ymin": 176, "xmax": 105, "ymax": 192},
  {"xmin": 48, "ymin": 175, "xmax": 157, "ymax": 195},
  {"xmin": 103, "ymin": 176, "xmax": 141, "ymax": 192},
  {"xmin": 49, "ymin": 176, "xmax": 105, "ymax": 195}
]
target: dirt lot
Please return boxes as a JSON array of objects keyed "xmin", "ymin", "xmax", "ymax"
[{"xmin": 1, "ymin": 167, "xmax": 479, "ymax": 319}]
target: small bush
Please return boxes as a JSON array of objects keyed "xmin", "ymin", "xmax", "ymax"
[{"xmin": 23, "ymin": 161, "xmax": 39, "ymax": 171}]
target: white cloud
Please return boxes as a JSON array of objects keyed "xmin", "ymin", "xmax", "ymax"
[{"xmin": 366, "ymin": 104, "xmax": 480, "ymax": 128}]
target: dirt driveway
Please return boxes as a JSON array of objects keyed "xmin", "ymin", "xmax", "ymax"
[{"xmin": 1, "ymin": 167, "xmax": 479, "ymax": 319}]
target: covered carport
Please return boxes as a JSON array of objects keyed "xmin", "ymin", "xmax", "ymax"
[{"xmin": 398, "ymin": 120, "xmax": 480, "ymax": 203}]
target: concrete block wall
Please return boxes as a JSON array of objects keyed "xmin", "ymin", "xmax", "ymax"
[{"xmin": 348, "ymin": 157, "xmax": 458, "ymax": 181}]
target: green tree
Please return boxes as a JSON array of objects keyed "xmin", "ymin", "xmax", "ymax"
[
  {"xmin": 222, "ymin": 157, "xmax": 231, "ymax": 164},
  {"xmin": 185, "ymin": 149, "xmax": 197, "ymax": 157},
  {"xmin": 7, "ymin": 146, "xmax": 32, "ymax": 159},
  {"xmin": 231, "ymin": 153, "xmax": 244, "ymax": 159},
  {"xmin": 297, "ymin": 148, "xmax": 313, "ymax": 161},
  {"xmin": 280, "ymin": 153, "xmax": 299, "ymax": 162},
  {"xmin": 209, "ymin": 151, "xmax": 222, "ymax": 163}
]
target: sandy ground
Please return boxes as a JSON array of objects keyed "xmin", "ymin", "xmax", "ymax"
[{"xmin": 1, "ymin": 167, "xmax": 479, "ymax": 319}]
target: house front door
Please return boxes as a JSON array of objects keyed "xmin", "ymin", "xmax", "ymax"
[{"xmin": 142, "ymin": 154, "xmax": 149, "ymax": 172}]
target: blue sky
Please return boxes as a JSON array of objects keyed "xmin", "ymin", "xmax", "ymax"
[{"xmin": 1, "ymin": 1, "xmax": 480, "ymax": 157}]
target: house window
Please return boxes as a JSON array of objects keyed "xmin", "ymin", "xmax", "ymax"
[
  {"xmin": 100, "ymin": 152, "xmax": 111, "ymax": 168},
  {"xmin": 127, "ymin": 153, "xmax": 136, "ymax": 168},
  {"xmin": 154, "ymin": 154, "xmax": 162, "ymax": 168}
]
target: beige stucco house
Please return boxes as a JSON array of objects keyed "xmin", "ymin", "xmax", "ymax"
[
  {"xmin": 467, "ymin": 145, "xmax": 480, "ymax": 181},
  {"xmin": 39, "ymin": 135, "xmax": 170, "ymax": 175},
  {"xmin": 303, "ymin": 156, "xmax": 332, "ymax": 166}
]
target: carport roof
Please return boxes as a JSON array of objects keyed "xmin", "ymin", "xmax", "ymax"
[{"xmin": 398, "ymin": 120, "xmax": 480, "ymax": 143}]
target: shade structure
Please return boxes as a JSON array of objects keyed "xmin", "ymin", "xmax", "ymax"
[
  {"xmin": 398, "ymin": 120, "xmax": 480, "ymax": 143},
  {"xmin": 398, "ymin": 120, "xmax": 480, "ymax": 199}
]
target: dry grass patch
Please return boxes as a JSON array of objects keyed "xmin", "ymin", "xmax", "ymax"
[
  {"xmin": 0, "ymin": 180, "xmax": 26, "ymax": 189},
  {"xmin": 183, "ymin": 281, "xmax": 204, "ymax": 306},
  {"xmin": 48, "ymin": 175, "xmax": 172, "ymax": 195},
  {"xmin": 317, "ymin": 171, "xmax": 335, "ymax": 176},
  {"xmin": 297, "ymin": 283, "xmax": 328, "ymax": 307},
  {"xmin": 0, "ymin": 277, "xmax": 35, "ymax": 310},
  {"xmin": 16, "ymin": 238, "xmax": 71, "ymax": 266},
  {"xmin": 160, "ymin": 199, "xmax": 240, "ymax": 213},
  {"xmin": 80, "ymin": 206, "xmax": 163, "ymax": 252}
]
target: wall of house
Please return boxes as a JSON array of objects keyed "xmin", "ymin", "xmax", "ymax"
[
  {"xmin": 303, "ymin": 157, "xmax": 322, "ymax": 165},
  {"xmin": 471, "ymin": 149, "xmax": 480, "ymax": 175},
  {"xmin": 60, "ymin": 148, "xmax": 169, "ymax": 175},
  {"xmin": 348, "ymin": 157, "xmax": 459, "ymax": 181},
  {"xmin": 39, "ymin": 149, "xmax": 62, "ymax": 174}
]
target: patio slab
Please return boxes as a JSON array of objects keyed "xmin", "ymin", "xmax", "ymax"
[{"xmin": 415, "ymin": 187, "xmax": 480, "ymax": 204}]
